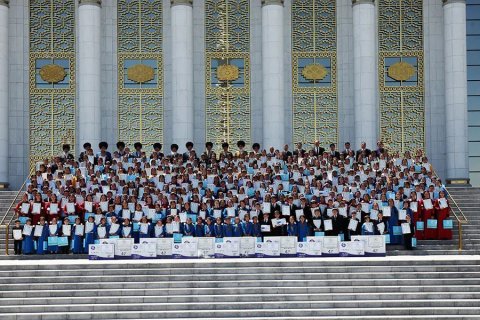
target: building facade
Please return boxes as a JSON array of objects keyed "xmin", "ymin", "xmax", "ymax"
[{"xmin": 0, "ymin": 0, "xmax": 473, "ymax": 188}]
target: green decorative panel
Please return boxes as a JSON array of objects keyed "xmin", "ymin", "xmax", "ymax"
[
  {"xmin": 29, "ymin": 0, "xmax": 76, "ymax": 167},
  {"xmin": 205, "ymin": 0, "xmax": 251, "ymax": 152},
  {"xmin": 118, "ymin": 0, "xmax": 163, "ymax": 148},
  {"xmin": 291, "ymin": 0, "xmax": 337, "ymax": 149},
  {"xmin": 378, "ymin": 0, "xmax": 425, "ymax": 153}
]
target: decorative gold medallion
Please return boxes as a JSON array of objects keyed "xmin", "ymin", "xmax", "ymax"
[
  {"xmin": 127, "ymin": 64, "xmax": 155, "ymax": 83},
  {"xmin": 388, "ymin": 61, "xmax": 415, "ymax": 81},
  {"xmin": 217, "ymin": 64, "xmax": 240, "ymax": 82},
  {"xmin": 39, "ymin": 64, "xmax": 67, "ymax": 83},
  {"xmin": 301, "ymin": 63, "xmax": 328, "ymax": 81}
]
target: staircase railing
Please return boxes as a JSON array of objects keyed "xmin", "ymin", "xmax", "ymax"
[
  {"xmin": 0, "ymin": 168, "xmax": 34, "ymax": 226},
  {"xmin": 432, "ymin": 166, "xmax": 468, "ymax": 251}
]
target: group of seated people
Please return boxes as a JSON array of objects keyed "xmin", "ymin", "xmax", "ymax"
[{"xmin": 11, "ymin": 139, "xmax": 453, "ymax": 255}]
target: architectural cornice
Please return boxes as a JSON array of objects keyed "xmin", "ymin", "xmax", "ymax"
[
  {"xmin": 78, "ymin": 0, "xmax": 102, "ymax": 6},
  {"xmin": 261, "ymin": 0, "xmax": 284, "ymax": 6},
  {"xmin": 0, "ymin": 0, "xmax": 9, "ymax": 8},
  {"xmin": 443, "ymin": 0, "xmax": 466, "ymax": 5},
  {"xmin": 352, "ymin": 0, "xmax": 374, "ymax": 6},
  {"xmin": 171, "ymin": 0, "xmax": 193, "ymax": 6}
]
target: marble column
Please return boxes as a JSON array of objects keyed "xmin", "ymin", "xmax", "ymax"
[
  {"xmin": 171, "ymin": 0, "xmax": 194, "ymax": 150},
  {"xmin": 352, "ymin": 0, "xmax": 377, "ymax": 150},
  {"xmin": 0, "ymin": 0, "xmax": 9, "ymax": 187},
  {"xmin": 262, "ymin": 0, "xmax": 284, "ymax": 150},
  {"xmin": 78, "ymin": 0, "xmax": 102, "ymax": 149},
  {"xmin": 443, "ymin": 0, "xmax": 469, "ymax": 183}
]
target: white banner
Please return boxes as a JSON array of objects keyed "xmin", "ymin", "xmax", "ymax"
[
  {"xmin": 339, "ymin": 241, "xmax": 365, "ymax": 257},
  {"xmin": 215, "ymin": 239, "xmax": 240, "ymax": 258},
  {"xmin": 197, "ymin": 237, "xmax": 215, "ymax": 258},
  {"xmin": 351, "ymin": 235, "xmax": 386, "ymax": 256},
  {"xmin": 303, "ymin": 237, "xmax": 323, "ymax": 257},
  {"xmin": 132, "ymin": 243, "xmax": 157, "ymax": 259},
  {"xmin": 255, "ymin": 240, "xmax": 280, "ymax": 257},
  {"xmin": 279, "ymin": 236, "xmax": 297, "ymax": 256},
  {"xmin": 320, "ymin": 236, "xmax": 339, "ymax": 256},
  {"xmin": 172, "ymin": 242, "xmax": 198, "ymax": 258},
  {"xmin": 239, "ymin": 237, "xmax": 256, "ymax": 257},
  {"xmin": 156, "ymin": 238, "xmax": 173, "ymax": 257},
  {"xmin": 88, "ymin": 244, "xmax": 114, "ymax": 260},
  {"xmin": 101, "ymin": 238, "xmax": 134, "ymax": 258}
]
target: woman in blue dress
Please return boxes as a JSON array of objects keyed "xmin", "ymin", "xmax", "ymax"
[
  {"xmin": 36, "ymin": 217, "xmax": 49, "ymax": 255},
  {"xmin": 83, "ymin": 215, "xmax": 97, "ymax": 253},
  {"xmin": 22, "ymin": 219, "xmax": 35, "ymax": 254},
  {"xmin": 72, "ymin": 218, "xmax": 84, "ymax": 254},
  {"xmin": 361, "ymin": 216, "xmax": 375, "ymax": 235},
  {"xmin": 386, "ymin": 199, "xmax": 402, "ymax": 244},
  {"xmin": 138, "ymin": 216, "xmax": 151, "ymax": 240},
  {"xmin": 251, "ymin": 216, "xmax": 262, "ymax": 238},
  {"xmin": 297, "ymin": 215, "xmax": 310, "ymax": 242},
  {"xmin": 287, "ymin": 216, "xmax": 298, "ymax": 238},
  {"xmin": 204, "ymin": 217, "xmax": 215, "ymax": 237},
  {"xmin": 242, "ymin": 214, "xmax": 253, "ymax": 237},
  {"xmin": 47, "ymin": 217, "xmax": 60, "ymax": 254},
  {"xmin": 153, "ymin": 220, "xmax": 166, "ymax": 238},
  {"xmin": 195, "ymin": 217, "xmax": 205, "ymax": 237}
]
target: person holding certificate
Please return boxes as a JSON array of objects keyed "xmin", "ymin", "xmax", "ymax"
[
  {"xmin": 45, "ymin": 194, "xmax": 61, "ymax": 223},
  {"xmin": 422, "ymin": 191, "xmax": 438, "ymax": 240},
  {"xmin": 12, "ymin": 220, "xmax": 23, "ymax": 255},
  {"xmin": 63, "ymin": 194, "xmax": 79, "ymax": 221},
  {"xmin": 386, "ymin": 199, "xmax": 402, "ymax": 244},
  {"xmin": 347, "ymin": 212, "xmax": 361, "ymax": 239},
  {"xmin": 251, "ymin": 216, "xmax": 262, "ymax": 238},
  {"xmin": 435, "ymin": 191, "xmax": 452, "ymax": 240},
  {"xmin": 402, "ymin": 214, "xmax": 415, "ymax": 250},
  {"xmin": 195, "ymin": 217, "xmax": 205, "ymax": 237},
  {"xmin": 22, "ymin": 219, "xmax": 35, "ymax": 254},
  {"xmin": 214, "ymin": 217, "xmax": 224, "ymax": 238},
  {"xmin": 47, "ymin": 217, "xmax": 60, "ymax": 254},
  {"xmin": 204, "ymin": 217, "xmax": 215, "ymax": 237},
  {"xmin": 96, "ymin": 217, "xmax": 109, "ymax": 241},
  {"xmin": 153, "ymin": 220, "xmax": 166, "ymax": 238},
  {"xmin": 287, "ymin": 216, "xmax": 298, "ymax": 238},
  {"xmin": 31, "ymin": 193, "xmax": 45, "ymax": 225},
  {"xmin": 271, "ymin": 210, "xmax": 286, "ymax": 236},
  {"xmin": 84, "ymin": 215, "xmax": 97, "ymax": 252},
  {"xmin": 35, "ymin": 217, "xmax": 49, "ymax": 255},
  {"xmin": 59, "ymin": 217, "xmax": 71, "ymax": 254},
  {"xmin": 233, "ymin": 217, "xmax": 244, "ymax": 237},
  {"xmin": 72, "ymin": 218, "xmax": 84, "ymax": 254},
  {"xmin": 15, "ymin": 194, "xmax": 31, "ymax": 222},
  {"xmin": 121, "ymin": 218, "xmax": 133, "ymax": 239},
  {"xmin": 183, "ymin": 217, "xmax": 195, "ymax": 236},
  {"xmin": 108, "ymin": 216, "xmax": 121, "ymax": 237},
  {"xmin": 361, "ymin": 216, "xmax": 375, "ymax": 235},
  {"xmin": 408, "ymin": 192, "xmax": 424, "ymax": 240},
  {"xmin": 260, "ymin": 212, "xmax": 273, "ymax": 238}
]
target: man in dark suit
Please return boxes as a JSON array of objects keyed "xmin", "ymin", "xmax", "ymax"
[
  {"xmin": 328, "ymin": 143, "xmax": 340, "ymax": 159},
  {"xmin": 202, "ymin": 142, "xmax": 216, "ymax": 163},
  {"xmin": 260, "ymin": 212, "xmax": 273, "ymax": 237},
  {"xmin": 329, "ymin": 209, "xmax": 345, "ymax": 236},
  {"xmin": 282, "ymin": 144, "xmax": 293, "ymax": 160},
  {"xmin": 293, "ymin": 142, "xmax": 306, "ymax": 157},
  {"xmin": 341, "ymin": 142, "xmax": 353, "ymax": 157},
  {"xmin": 150, "ymin": 142, "xmax": 164, "ymax": 159},
  {"xmin": 356, "ymin": 142, "xmax": 372, "ymax": 160},
  {"xmin": 311, "ymin": 140, "xmax": 325, "ymax": 157},
  {"xmin": 96, "ymin": 141, "xmax": 112, "ymax": 163},
  {"xmin": 183, "ymin": 141, "xmax": 195, "ymax": 163},
  {"xmin": 220, "ymin": 142, "xmax": 233, "ymax": 159},
  {"xmin": 78, "ymin": 142, "xmax": 91, "ymax": 162}
]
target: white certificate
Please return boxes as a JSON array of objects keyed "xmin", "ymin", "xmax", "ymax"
[
  {"xmin": 261, "ymin": 225, "xmax": 271, "ymax": 232},
  {"xmin": 100, "ymin": 201, "xmax": 108, "ymax": 212},
  {"xmin": 410, "ymin": 201, "xmax": 418, "ymax": 212},
  {"xmin": 382, "ymin": 207, "xmax": 391, "ymax": 217},
  {"xmin": 171, "ymin": 222, "xmax": 180, "ymax": 233},
  {"xmin": 424, "ymin": 199, "xmax": 433, "ymax": 210},
  {"xmin": 94, "ymin": 214, "xmax": 103, "ymax": 225},
  {"xmin": 361, "ymin": 203, "xmax": 370, "ymax": 213},
  {"xmin": 338, "ymin": 207, "xmax": 347, "ymax": 217},
  {"xmin": 62, "ymin": 224, "xmax": 71, "ymax": 236},
  {"xmin": 122, "ymin": 210, "xmax": 131, "ymax": 220},
  {"xmin": 199, "ymin": 211, "xmax": 206, "ymax": 220},
  {"xmin": 97, "ymin": 226, "xmax": 107, "ymax": 238},
  {"xmin": 49, "ymin": 203, "xmax": 58, "ymax": 214},
  {"xmin": 154, "ymin": 225, "xmax": 164, "ymax": 237},
  {"xmin": 66, "ymin": 203, "xmax": 75, "ymax": 213},
  {"xmin": 313, "ymin": 219, "xmax": 322, "ymax": 229},
  {"xmin": 363, "ymin": 222, "xmax": 373, "ymax": 233},
  {"xmin": 140, "ymin": 223, "xmax": 149, "ymax": 234},
  {"xmin": 122, "ymin": 226, "xmax": 131, "ymax": 236},
  {"xmin": 74, "ymin": 224, "xmax": 84, "ymax": 236},
  {"xmin": 133, "ymin": 211, "xmax": 143, "ymax": 221},
  {"xmin": 376, "ymin": 222, "xmax": 385, "ymax": 234},
  {"xmin": 262, "ymin": 202, "xmax": 271, "ymax": 213},
  {"xmin": 439, "ymin": 198, "xmax": 448, "ymax": 209},
  {"xmin": 327, "ymin": 209, "xmax": 333, "ymax": 217},
  {"xmin": 281, "ymin": 205, "xmax": 290, "ymax": 216},
  {"xmin": 295, "ymin": 209, "xmax": 304, "ymax": 220},
  {"xmin": 226, "ymin": 207, "xmax": 236, "ymax": 217},
  {"xmin": 32, "ymin": 203, "xmax": 41, "ymax": 215},
  {"xmin": 239, "ymin": 210, "xmax": 248, "ymax": 221},
  {"xmin": 348, "ymin": 219, "xmax": 358, "ymax": 231},
  {"xmin": 170, "ymin": 208, "xmax": 178, "ymax": 216},
  {"xmin": 147, "ymin": 209, "xmax": 156, "ymax": 220},
  {"xmin": 165, "ymin": 224, "xmax": 174, "ymax": 234},
  {"xmin": 323, "ymin": 219, "xmax": 333, "ymax": 231},
  {"xmin": 370, "ymin": 209, "xmax": 378, "ymax": 220},
  {"xmin": 109, "ymin": 223, "xmax": 119, "ymax": 234},
  {"xmin": 34, "ymin": 225, "xmax": 44, "ymax": 237},
  {"xmin": 22, "ymin": 225, "xmax": 33, "ymax": 236},
  {"xmin": 401, "ymin": 222, "xmax": 411, "ymax": 234},
  {"xmin": 213, "ymin": 209, "xmax": 222, "ymax": 218},
  {"xmin": 21, "ymin": 203, "xmax": 30, "ymax": 214},
  {"xmin": 84, "ymin": 201, "xmax": 93, "ymax": 213},
  {"xmin": 85, "ymin": 222, "xmax": 94, "ymax": 233},
  {"xmin": 399, "ymin": 209, "xmax": 407, "ymax": 220},
  {"xmin": 48, "ymin": 224, "xmax": 57, "ymax": 235},
  {"xmin": 13, "ymin": 229, "xmax": 22, "ymax": 240},
  {"xmin": 190, "ymin": 202, "xmax": 199, "ymax": 213},
  {"xmin": 179, "ymin": 212, "xmax": 187, "ymax": 223}
]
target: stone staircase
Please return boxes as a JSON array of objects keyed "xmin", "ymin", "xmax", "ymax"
[
  {"xmin": 0, "ymin": 191, "xmax": 21, "ymax": 254},
  {"xmin": 0, "ymin": 258, "xmax": 479, "ymax": 319}
]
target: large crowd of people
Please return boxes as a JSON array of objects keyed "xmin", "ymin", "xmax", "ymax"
[{"xmin": 11, "ymin": 139, "xmax": 453, "ymax": 255}]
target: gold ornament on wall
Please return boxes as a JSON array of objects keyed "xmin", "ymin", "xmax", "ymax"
[
  {"xmin": 217, "ymin": 64, "xmax": 239, "ymax": 82},
  {"xmin": 388, "ymin": 61, "xmax": 415, "ymax": 81},
  {"xmin": 127, "ymin": 64, "xmax": 155, "ymax": 83},
  {"xmin": 39, "ymin": 64, "xmax": 67, "ymax": 83},
  {"xmin": 302, "ymin": 63, "xmax": 328, "ymax": 81}
]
